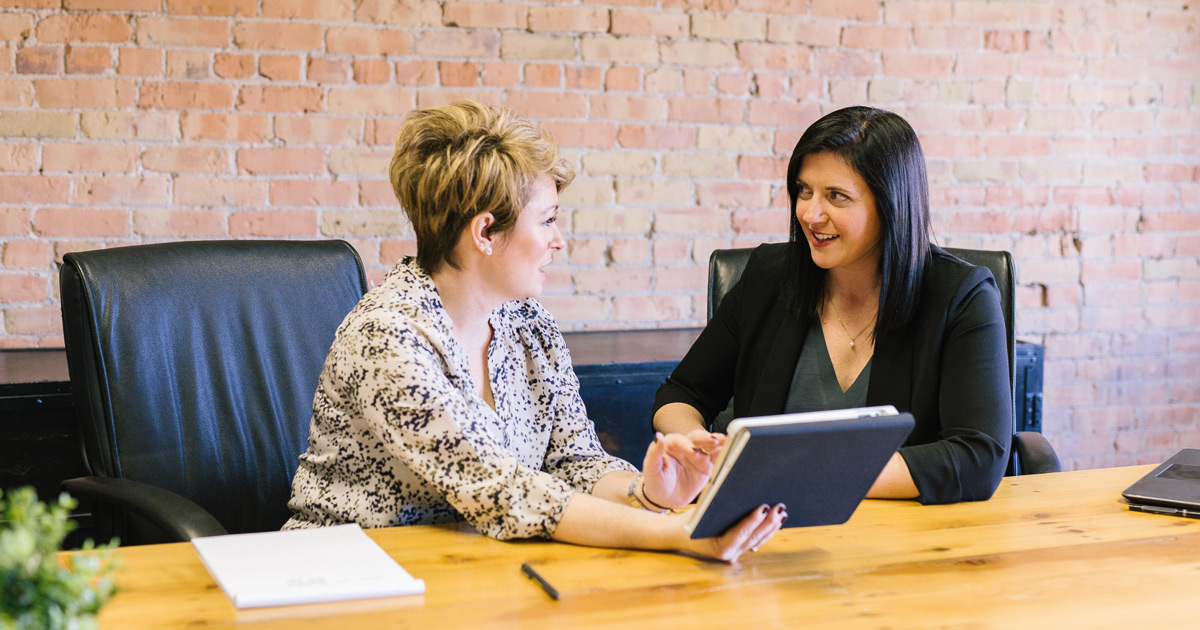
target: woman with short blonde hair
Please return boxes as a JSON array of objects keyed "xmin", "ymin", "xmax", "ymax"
[{"xmin": 287, "ymin": 101, "xmax": 785, "ymax": 561}]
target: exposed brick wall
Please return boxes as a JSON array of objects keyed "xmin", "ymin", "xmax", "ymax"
[{"xmin": 0, "ymin": 1, "xmax": 1196, "ymax": 471}]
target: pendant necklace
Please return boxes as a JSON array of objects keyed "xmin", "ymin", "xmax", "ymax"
[{"xmin": 826, "ymin": 295, "xmax": 877, "ymax": 350}]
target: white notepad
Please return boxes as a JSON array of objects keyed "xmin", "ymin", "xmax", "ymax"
[{"xmin": 191, "ymin": 523, "xmax": 426, "ymax": 609}]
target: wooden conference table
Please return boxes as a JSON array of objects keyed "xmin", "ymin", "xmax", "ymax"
[{"xmin": 79, "ymin": 465, "xmax": 1199, "ymax": 629}]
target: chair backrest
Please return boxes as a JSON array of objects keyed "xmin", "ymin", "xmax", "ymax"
[
  {"xmin": 707, "ymin": 246, "xmax": 1016, "ymax": 394},
  {"xmin": 60, "ymin": 240, "xmax": 367, "ymax": 540}
]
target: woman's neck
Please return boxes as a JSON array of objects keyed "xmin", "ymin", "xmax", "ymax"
[
  {"xmin": 430, "ymin": 264, "xmax": 497, "ymax": 348},
  {"xmin": 825, "ymin": 265, "xmax": 881, "ymax": 309}
]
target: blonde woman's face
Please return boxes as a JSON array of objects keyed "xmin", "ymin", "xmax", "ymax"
[{"xmin": 491, "ymin": 175, "xmax": 565, "ymax": 300}]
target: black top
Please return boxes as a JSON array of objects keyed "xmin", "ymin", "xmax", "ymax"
[{"xmin": 653, "ymin": 242, "xmax": 1012, "ymax": 504}]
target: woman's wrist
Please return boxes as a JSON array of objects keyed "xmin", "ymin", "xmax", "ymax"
[
  {"xmin": 626, "ymin": 474, "xmax": 668, "ymax": 514},
  {"xmin": 638, "ymin": 477, "xmax": 674, "ymax": 511}
]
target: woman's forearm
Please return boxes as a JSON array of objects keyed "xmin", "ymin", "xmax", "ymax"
[
  {"xmin": 865, "ymin": 452, "xmax": 918, "ymax": 499},
  {"xmin": 652, "ymin": 402, "xmax": 708, "ymax": 435}
]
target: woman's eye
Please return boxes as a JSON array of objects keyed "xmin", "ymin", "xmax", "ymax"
[
  {"xmin": 830, "ymin": 191, "xmax": 848, "ymax": 202},
  {"xmin": 544, "ymin": 216, "xmax": 557, "ymax": 225},
  {"xmin": 797, "ymin": 186, "xmax": 813, "ymax": 199}
]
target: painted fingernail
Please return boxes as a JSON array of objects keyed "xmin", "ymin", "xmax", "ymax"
[{"xmin": 759, "ymin": 505, "xmax": 769, "ymax": 516}]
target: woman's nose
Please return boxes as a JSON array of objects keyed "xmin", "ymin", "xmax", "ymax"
[
  {"xmin": 798, "ymin": 199, "xmax": 824, "ymax": 225},
  {"xmin": 550, "ymin": 224, "xmax": 566, "ymax": 251}
]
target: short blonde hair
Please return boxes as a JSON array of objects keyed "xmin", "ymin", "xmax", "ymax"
[{"xmin": 389, "ymin": 100, "xmax": 574, "ymax": 274}]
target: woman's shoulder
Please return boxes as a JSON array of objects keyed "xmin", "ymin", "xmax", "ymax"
[{"xmin": 924, "ymin": 246, "xmax": 1001, "ymax": 305}]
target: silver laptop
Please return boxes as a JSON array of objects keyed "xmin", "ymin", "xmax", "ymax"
[{"xmin": 1121, "ymin": 448, "xmax": 1200, "ymax": 517}]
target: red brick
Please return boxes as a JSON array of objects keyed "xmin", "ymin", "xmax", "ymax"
[
  {"xmin": 416, "ymin": 30, "xmax": 500, "ymax": 57},
  {"xmin": 668, "ymin": 97, "xmax": 743, "ymax": 124},
  {"xmin": 525, "ymin": 63, "xmax": 561, "ymax": 88},
  {"xmin": 986, "ymin": 135, "xmax": 1051, "ymax": 158},
  {"xmin": 0, "ymin": 209, "xmax": 31, "ymax": 237},
  {"xmin": 508, "ymin": 92, "xmax": 582, "ymax": 120},
  {"xmin": 747, "ymin": 100, "xmax": 819, "ymax": 127},
  {"xmin": 114, "ymin": 47, "xmax": 160, "ymax": 77},
  {"xmin": 269, "ymin": 180, "xmax": 357, "ymax": 207},
  {"xmin": 613, "ymin": 295, "xmax": 692, "ymax": 323},
  {"xmin": 16, "ymin": 46, "xmax": 60, "ymax": 74},
  {"xmin": 165, "ymin": 50, "xmax": 211, "ymax": 79},
  {"xmin": 611, "ymin": 10, "xmax": 687, "ymax": 37},
  {"xmin": 327, "ymin": 87, "xmax": 414, "ymax": 115},
  {"xmin": 0, "ymin": 142, "xmax": 37, "ymax": 172},
  {"xmin": 737, "ymin": 42, "xmax": 809, "ymax": 71},
  {"xmin": 39, "ymin": 79, "xmax": 136, "ymax": 110},
  {"xmin": 180, "ymin": 112, "xmax": 271, "ymax": 143},
  {"xmin": 0, "ymin": 176, "xmax": 70, "ymax": 204},
  {"xmin": 38, "ymin": 13, "xmax": 133, "ymax": 43},
  {"xmin": 236, "ymin": 148, "xmax": 325, "ymax": 175},
  {"xmin": 327, "ymin": 27, "xmax": 413, "ymax": 55},
  {"xmin": 540, "ymin": 121, "xmax": 617, "ymax": 149},
  {"xmin": 815, "ymin": 51, "xmax": 878, "ymax": 77},
  {"xmin": 913, "ymin": 26, "xmax": 981, "ymax": 50},
  {"xmin": 212, "ymin": 53, "xmax": 253, "ymax": 79},
  {"xmin": 167, "ymin": 0, "xmax": 255, "ymax": 15},
  {"xmin": 2, "ymin": 241, "xmax": 51, "ymax": 269},
  {"xmin": 237, "ymin": 85, "xmax": 323, "ymax": 113},
  {"xmin": 691, "ymin": 12, "xmax": 766, "ymax": 40},
  {"xmin": 139, "ymin": 81, "xmax": 231, "ymax": 109},
  {"xmin": 416, "ymin": 89, "xmax": 501, "ymax": 110},
  {"xmin": 654, "ymin": 209, "xmax": 731, "ymax": 235},
  {"xmin": 233, "ymin": 22, "xmax": 323, "ymax": 51},
  {"xmin": 174, "ymin": 178, "xmax": 267, "ymax": 207},
  {"xmin": 617, "ymin": 124, "xmax": 695, "ymax": 150},
  {"xmin": 605, "ymin": 66, "xmax": 639, "ymax": 91},
  {"xmin": 0, "ymin": 78, "xmax": 34, "ymax": 108},
  {"xmin": 579, "ymin": 35, "xmax": 658, "ymax": 64},
  {"xmin": 276, "ymin": 116, "xmax": 360, "ymax": 146},
  {"xmin": 661, "ymin": 41, "xmax": 736, "ymax": 67},
  {"xmin": 75, "ymin": 176, "xmax": 171, "ymax": 206},
  {"xmin": 589, "ymin": 94, "xmax": 668, "ymax": 121},
  {"xmin": 395, "ymin": 60, "xmax": 437, "ymax": 86},
  {"xmin": 0, "ymin": 275, "xmax": 47, "ymax": 303},
  {"xmin": 843, "ymin": 26, "xmax": 911, "ymax": 50},
  {"xmin": 263, "ymin": 0, "xmax": 352, "ymax": 20},
  {"xmin": 354, "ymin": 0, "xmax": 441, "ymax": 26},
  {"xmin": 738, "ymin": 156, "xmax": 788, "ymax": 181},
  {"xmin": 565, "ymin": 65, "xmax": 603, "ymax": 90},
  {"xmin": 529, "ymin": 6, "xmax": 609, "ymax": 33},
  {"xmin": 133, "ymin": 209, "xmax": 227, "ymax": 237},
  {"xmin": 698, "ymin": 182, "xmax": 771, "ymax": 209},
  {"xmin": 260, "ymin": 55, "xmax": 303, "ymax": 81},
  {"xmin": 444, "ymin": 2, "xmax": 527, "ymax": 29},
  {"xmin": 440, "ymin": 61, "xmax": 479, "ymax": 87},
  {"xmin": 767, "ymin": 17, "xmax": 839, "ymax": 47},
  {"xmin": 33, "ymin": 208, "xmax": 129, "ymax": 237},
  {"xmin": 4, "ymin": 306, "xmax": 63, "ymax": 336},
  {"xmin": 143, "ymin": 146, "xmax": 229, "ymax": 174},
  {"xmin": 479, "ymin": 61, "xmax": 518, "ymax": 87},
  {"xmin": 136, "ymin": 17, "xmax": 228, "ymax": 47},
  {"xmin": 360, "ymin": 180, "xmax": 396, "ymax": 207},
  {"xmin": 43, "ymin": 144, "xmax": 138, "ymax": 174},
  {"xmin": 574, "ymin": 267, "xmax": 652, "ymax": 294},
  {"xmin": 353, "ymin": 59, "xmax": 391, "ymax": 84},
  {"xmin": 307, "ymin": 57, "xmax": 350, "ymax": 84},
  {"xmin": 0, "ymin": 14, "xmax": 34, "ymax": 41},
  {"xmin": 811, "ymin": 0, "xmax": 877, "ymax": 20},
  {"xmin": 229, "ymin": 209, "xmax": 318, "ymax": 237}
]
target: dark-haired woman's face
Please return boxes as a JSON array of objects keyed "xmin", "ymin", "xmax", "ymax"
[{"xmin": 794, "ymin": 152, "xmax": 882, "ymax": 276}]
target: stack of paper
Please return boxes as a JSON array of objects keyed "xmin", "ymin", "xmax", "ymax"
[{"xmin": 192, "ymin": 523, "xmax": 426, "ymax": 609}]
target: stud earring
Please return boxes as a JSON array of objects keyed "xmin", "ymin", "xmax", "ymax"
[{"xmin": 484, "ymin": 245, "xmax": 492, "ymax": 256}]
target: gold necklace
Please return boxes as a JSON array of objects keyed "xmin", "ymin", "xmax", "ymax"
[{"xmin": 826, "ymin": 296, "xmax": 877, "ymax": 350}]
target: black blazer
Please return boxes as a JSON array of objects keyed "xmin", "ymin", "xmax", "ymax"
[{"xmin": 654, "ymin": 243, "xmax": 1011, "ymax": 504}]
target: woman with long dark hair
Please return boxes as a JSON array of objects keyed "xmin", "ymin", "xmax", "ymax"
[{"xmin": 653, "ymin": 106, "xmax": 1011, "ymax": 504}]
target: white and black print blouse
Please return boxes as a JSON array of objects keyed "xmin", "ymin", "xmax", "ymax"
[{"xmin": 283, "ymin": 257, "xmax": 635, "ymax": 540}]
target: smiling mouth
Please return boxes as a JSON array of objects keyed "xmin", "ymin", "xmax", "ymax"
[{"xmin": 813, "ymin": 233, "xmax": 838, "ymax": 242}]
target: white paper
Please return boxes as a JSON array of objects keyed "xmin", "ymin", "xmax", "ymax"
[{"xmin": 192, "ymin": 523, "xmax": 425, "ymax": 609}]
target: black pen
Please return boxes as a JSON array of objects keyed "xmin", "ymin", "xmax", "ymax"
[
  {"xmin": 1129, "ymin": 503, "xmax": 1200, "ymax": 519},
  {"xmin": 520, "ymin": 562, "xmax": 560, "ymax": 601}
]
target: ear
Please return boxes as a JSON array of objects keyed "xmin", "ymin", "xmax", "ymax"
[{"xmin": 469, "ymin": 212, "xmax": 496, "ymax": 253}]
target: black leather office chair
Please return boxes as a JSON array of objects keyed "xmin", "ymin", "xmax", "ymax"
[
  {"xmin": 59, "ymin": 240, "xmax": 368, "ymax": 545},
  {"xmin": 707, "ymin": 246, "xmax": 1061, "ymax": 476}
]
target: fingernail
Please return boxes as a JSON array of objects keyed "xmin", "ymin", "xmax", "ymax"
[
  {"xmin": 759, "ymin": 505, "xmax": 769, "ymax": 516},
  {"xmin": 781, "ymin": 512, "xmax": 788, "ymax": 523}
]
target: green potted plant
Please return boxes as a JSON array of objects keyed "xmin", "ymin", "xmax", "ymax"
[{"xmin": 0, "ymin": 487, "xmax": 118, "ymax": 630}]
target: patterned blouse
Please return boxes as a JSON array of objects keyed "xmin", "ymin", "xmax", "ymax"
[{"xmin": 283, "ymin": 258, "xmax": 635, "ymax": 540}]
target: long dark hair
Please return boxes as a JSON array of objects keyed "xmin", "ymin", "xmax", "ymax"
[{"xmin": 783, "ymin": 106, "xmax": 931, "ymax": 340}]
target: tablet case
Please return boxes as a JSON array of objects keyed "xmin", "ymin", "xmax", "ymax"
[{"xmin": 686, "ymin": 410, "xmax": 915, "ymax": 539}]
